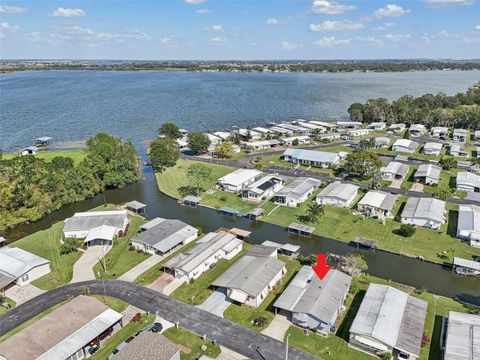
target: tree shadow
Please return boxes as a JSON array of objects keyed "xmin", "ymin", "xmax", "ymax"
[
  {"xmin": 448, "ymin": 175, "xmax": 456, "ymax": 189},
  {"xmin": 447, "ymin": 210, "xmax": 458, "ymax": 238},
  {"xmin": 296, "ymin": 214, "xmax": 311, "ymax": 224},
  {"xmin": 336, "ymin": 290, "xmax": 366, "ymax": 342},
  {"xmin": 178, "ymin": 185, "xmax": 198, "ymax": 197},
  {"xmin": 428, "ymin": 315, "xmax": 444, "ymax": 360}
]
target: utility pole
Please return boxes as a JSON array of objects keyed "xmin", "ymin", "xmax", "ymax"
[{"xmin": 285, "ymin": 333, "xmax": 291, "ymax": 360}]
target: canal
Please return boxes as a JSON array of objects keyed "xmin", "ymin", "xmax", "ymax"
[{"xmin": 4, "ymin": 159, "xmax": 480, "ymax": 306}]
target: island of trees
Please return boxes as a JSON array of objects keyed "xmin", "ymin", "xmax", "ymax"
[{"xmin": 0, "ymin": 133, "xmax": 141, "ymax": 231}]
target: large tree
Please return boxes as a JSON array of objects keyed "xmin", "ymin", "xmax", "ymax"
[
  {"xmin": 186, "ymin": 163, "xmax": 212, "ymax": 196},
  {"xmin": 158, "ymin": 122, "xmax": 182, "ymax": 139},
  {"xmin": 149, "ymin": 137, "xmax": 179, "ymax": 172},
  {"xmin": 306, "ymin": 203, "xmax": 325, "ymax": 223},
  {"xmin": 344, "ymin": 151, "xmax": 382, "ymax": 180},
  {"xmin": 214, "ymin": 142, "xmax": 234, "ymax": 159},
  {"xmin": 187, "ymin": 132, "xmax": 211, "ymax": 155}
]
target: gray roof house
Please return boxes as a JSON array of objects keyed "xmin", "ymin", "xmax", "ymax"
[
  {"xmin": 241, "ymin": 175, "xmax": 284, "ymax": 203},
  {"xmin": 392, "ymin": 139, "xmax": 419, "ymax": 153},
  {"xmin": 423, "ymin": 142, "xmax": 443, "ymax": 156},
  {"xmin": 357, "ymin": 190, "xmax": 398, "ymax": 220},
  {"xmin": 131, "ymin": 218, "xmax": 198, "ymax": 255},
  {"xmin": 114, "ymin": 332, "xmax": 180, "ymax": 360},
  {"xmin": 443, "ymin": 311, "xmax": 480, "ymax": 360},
  {"xmin": 283, "ymin": 149, "xmax": 340, "ymax": 168},
  {"xmin": 401, "ymin": 197, "xmax": 446, "ymax": 230},
  {"xmin": 457, "ymin": 204, "xmax": 480, "ymax": 248},
  {"xmin": 274, "ymin": 267, "xmax": 352, "ymax": 335},
  {"xmin": 456, "ymin": 172, "xmax": 480, "ymax": 192},
  {"xmin": 316, "ymin": 181, "xmax": 359, "ymax": 208},
  {"xmin": 273, "ymin": 177, "xmax": 322, "ymax": 207},
  {"xmin": 413, "ymin": 164, "xmax": 442, "ymax": 185},
  {"xmin": 453, "ymin": 128, "xmax": 469, "ymax": 143},
  {"xmin": 349, "ymin": 284, "xmax": 428, "ymax": 360},
  {"xmin": 212, "ymin": 254, "xmax": 286, "ymax": 308},
  {"xmin": 63, "ymin": 210, "xmax": 129, "ymax": 239},
  {"xmin": 380, "ymin": 161, "xmax": 410, "ymax": 181}
]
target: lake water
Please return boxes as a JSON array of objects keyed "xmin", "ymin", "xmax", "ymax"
[{"xmin": 1, "ymin": 70, "xmax": 479, "ymax": 151}]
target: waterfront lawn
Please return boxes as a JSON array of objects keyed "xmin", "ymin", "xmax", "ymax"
[
  {"xmin": 3, "ymin": 149, "xmax": 87, "ymax": 165},
  {"xmin": 0, "ymin": 297, "xmax": 16, "ymax": 314},
  {"xmin": 93, "ymin": 215, "xmax": 149, "ymax": 279},
  {"xmin": 90, "ymin": 313, "xmax": 155, "ymax": 360},
  {"xmin": 171, "ymin": 244, "xmax": 251, "ymax": 306},
  {"xmin": 90, "ymin": 295, "xmax": 129, "ymax": 313},
  {"xmin": 223, "ymin": 256, "xmax": 301, "ymax": 332},
  {"xmin": 163, "ymin": 327, "xmax": 221, "ymax": 360}
]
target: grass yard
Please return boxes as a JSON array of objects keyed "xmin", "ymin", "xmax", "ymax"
[
  {"xmin": 93, "ymin": 215, "xmax": 150, "ymax": 279},
  {"xmin": 163, "ymin": 327, "xmax": 221, "ymax": 360},
  {"xmin": 223, "ymin": 255, "xmax": 301, "ymax": 332},
  {"xmin": 171, "ymin": 244, "xmax": 251, "ymax": 305},
  {"xmin": 90, "ymin": 313, "xmax": 155, "ymax": 360},
  {"xmin": 0, "ymin": 297, "xmax": 16, "ymax": 314},
  {"xmin": 90, "ymin": 295, "xmax": 129, "ymax": 313},
  {"xmin": 3, "ymin": 149, "xmax": 87, "ymax": 165}
]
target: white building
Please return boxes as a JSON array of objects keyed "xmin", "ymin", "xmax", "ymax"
[
  {"xmin": 270, "ymin": 126, "xmax": 293, "ymax": 136},
  {"xmin": 218, "ymin": 169, "xmax": 262, "ymax": 193},
  {"xmin": 252, "ymin": 127, "xmax": 271, "ymax": 135},
  {"xmin": 345, "ymin": 128, "xmax": 370, "ymax": 137},
  {"xmin": 280, "ymin": 135, "xmax": 311, "ymax": 146},
  {"xmin": 457, "ymin": 204, "xmax": 480, "ymax": 247},
  {"xmin": 374, "ymin": 137, "xmax": 391, "ymax": 148},
  {"xmin": 349, "ymin": 284, "xmax": 428, "ymax": 360},
  {"xmin": 63, "ymin": 210, "xmax": 129, "ymax": 242},
  {"xmin": 453, "ymin": 129, "xmax": 469, "ymax": 143},
  {"xmin": 283, "ymin": 148, "xmax": 340, "ymax": 168},
  {"xmin": 368, "ymin": 122, "xmax": 386, "ymax": 131},
  {"xmin": 388, "ymin": 123, "xmax": 406, "ymax": 134},
  {"xmin": 380, "ymin": 161, "xmax": 409, "ymax": 181},
  {"xmin": 316, "ymin": 181, "xmax": 359, "ymax": 208},
  {"xmin": 409, "ymin": 124, "xmax": 426, "ymax": 137},
  {"xmin": 336, "ymin": 121, "xmax": 362, "ymax": 129},
  {"xmin": 392, "ymin": 139, "xmax": 419, "ymax": 153},
  {"xmin": 212, "ymin": 131, "xmax": 231, "ymax": 141},
  {"xmin": 413, "ymin": 164, "xmax": 442, "ymax": 185},
  {"xmin": 237, "ymin": 128, "xmax": 262, "ymax": 141},
  {"xmin": 431, "ymin": 126, "xmax": 449, "ymax": 138},
  {"xmin": 310, "ymin": 121, "xmax": 337, "ymax": 132},
  {"xmin": 277, "ymin": 123, "xmax": 310, "ymax": 134},
  {"xmin": 242, "ymin": 139, "xmax": 281, "ymax": 151},
  {"xmin": 357, "ymin": 191, "xmax": 398, "ymax": 220},
  {"xmin": 241, "ymin": 175, "xmax": 284, "ymax": 203},
  {"xmin": 295, "ymin": 121, "xmax": 324, "ymax": 131},
  {"xmin": 163, "ymin": 231, "xmax": 243, "ymax": 282},
  {"xmin": 0, "ymin": 247, "xmax": 50, "ymax": 290},
  {"xmin": 205, "ymin": 133, "xmax": 223, "ymax": 146},
  {"xmin": 450, "ymin": 143, "xmax": 469, "ymax": 157},
  {"xmin": 443, "ymin": 311, "xmax": 480, "ymax": 360},
  {"xmin": 273, "ymin": 177, "xmax": 322, "ymax": 207},
  {"xmin": 456, "ymin": 172, "xmax": 480, "ymax": 192},
  {"xmin": 401, "ymin": 197, "xmax": 446, "ymax": 229},
  {"xmin": 21, "ymin": 146, "xmax": 39, "ymax": 155},
  {"xmin": 423, "ymin": 142, "xmax": 443, "ymax": 156},
  {"xmin": 317, "ymin": 133, "xmax": 341, "ymax": 141}
]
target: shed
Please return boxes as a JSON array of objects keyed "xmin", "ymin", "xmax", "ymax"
[
  {"xmin": 181, "ymin": 195, "xmax": 201, "ymax": 208},
  {"xmin": 21, "ymin": 146, "xmax": 39, "ymax": 155},
  {"xmin": 247, "ymin": 207, "xmax": 264, "ymax": 220},
  {"xmin": 261, "ymin": 240, "xmax": 300, "ymax": 257},
  {"xmin": 288, "ymin": 222, "xmax": 315, "ymax": 237},
  {"xmin": 125, "ymin": 200, "xmax": 147, "ymax": 215},
  {"xmin": 453, "ymin": 257, "xmax": 480, "ymax": 276},
  {"xmin": 229, "ymin": 228, "xmax": 251, "ymax": 241},
  {"xmin": 218, "ymin": 207, "xmax": 240, "ymax": 216},
  {"xmin": 33, "ymin": 136, "xmax": 53, "ymax": 146}
]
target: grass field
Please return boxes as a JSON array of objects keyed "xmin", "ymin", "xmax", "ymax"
[
  {"xmin": 90, "ymin": 295, "xmax": 128, "ymax": 313},
  {"xmin": 93, "ymin": 215, "xmax": 150, "ymax": 279},
  {"xmin": 3, "ymin": 149, "xmax": 87, "ymax": 165},
  {"xmin": 163, "ymin": 327, "xmax": 221, "ymax": 359},
  {"xmin": 171, "ymin": 244, "xmax": 251, "ymax": 305},
  {"xmin": 0, "ymin": 297, "xmax": 16, "ymax": 315}
]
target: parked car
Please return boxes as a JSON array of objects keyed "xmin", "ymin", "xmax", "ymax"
[{"xmin": 149, "ymin": 322, "xmax": 163, "ymax": 333}]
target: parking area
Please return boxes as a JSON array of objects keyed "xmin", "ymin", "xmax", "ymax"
[
  {"xmin": 197, "ymin": 288, "xmax": 232, "ymax": 318},
  {"xmin": 261, "ymin": 314, "xmax": 291, "ymax": 341},
  {"xmin": 147, "ymin": 273, "xmax": 174, "ymax": 293}
]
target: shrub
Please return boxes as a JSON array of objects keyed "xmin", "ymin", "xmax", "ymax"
[
  {"xmin": 130, "ymin": 312, "xmax": 142, "ymax": 323},
  {"xmin": 253, "ymin": 316, "xmax": 269, "ymax": 328},
  {"xmin": 421, "ymin": 333, "xmax": 431, "ymax": 347},
  {"xmin": 60, "ymin": 238, "xmax": 78, "ymax": 255},
  {"xmin": 398, "ymin": 224, "xmax": 416, "ymax": 237},
  {"xmin": 298, "ymin": 254, "xmax": 317, "ymax": 266}
]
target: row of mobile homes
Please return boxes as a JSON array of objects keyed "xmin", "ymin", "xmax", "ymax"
[
  {"xmin": 273, "ymin": 177, "xmax": 322, "ymax": 207},
  {"xmin": 241, "ymin": 175, "xmax": 284, "ymax": 203},
  {"xmin": 400, "ymin": 197, "xmax": 446, "ymax": 230},
  {"xmin": 218, "ymin": 169, "xmax": 262, "ymax": 193},
  {"xmin": 164, "ymin": 231, "xmax": 243, "ymax": 282},
  {"xmin": 283, "ymin": 148, "xmax": 340, "ymax": 168},
  {"xmin": 316, "ymin": 181, "xmax": 359, "ymax": 208},
  {"xmin": 274, "ymin": 267, "xmax": 352, "ymax": 335},
  {"xmin": 414, "ymin": 164, "xmax": 442, "ymax": 185}
]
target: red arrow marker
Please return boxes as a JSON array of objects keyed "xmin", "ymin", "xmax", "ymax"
[{"xmin": 312, "ymin": 253, "xmax": 331, "ymax": 280}]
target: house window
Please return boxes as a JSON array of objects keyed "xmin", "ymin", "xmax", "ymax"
[{"xmin": 22, "ymin": 274, "xmax": 29, "ymax": 282}]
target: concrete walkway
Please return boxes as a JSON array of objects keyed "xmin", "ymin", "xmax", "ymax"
[
  {"xmin": 71, "ymin": 245, "xmax": 112, "ymax": 283},
  {"xmin": 162, "ymin": 278, "xmax": 184, "ymax": 295},
  {"xmin": 218, "ymin": 346, "xmax": 249, "ymax": 360},
  {"xmin": 5, "ymin": 284, "xmax": 45, "ymax": 305},
  {"xmin": 197, "ymin": 288, "xmax": 232, "ymax": 318},
  {"xmin": 261, "ymin": 314, "xmax": 291, "ymax": 341},
  {"xmin": 117, "ymin": 254, "xmax": 163, "ymax": 282}
]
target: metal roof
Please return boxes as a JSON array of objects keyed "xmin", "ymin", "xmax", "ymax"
[
  {"xmin": 22, "ymin": 146, "xmax": 39, "ymax": 152},
  {"xmin": 393, "ymin": 139, "xmax": 419, "ymax": 150},
  {"xmin": 458, "ymin": 204, "xmax": 480, "ymax": 237},
  {"xmin": 244, "ymin": 175, "xmax": 283, "ymax": 195},
  {"xmin": 212, "ymin": 255, "xmax": 285, "ymax": 298},
  {"xmin": 444, "ymin": 311, "xmax": 480, "ymax": 360},
  {"xmin": 409, "ymin": 124, "xmax": 426, "ymax": 132},
  {"xmin": 414, "ymin": 164, "xmax": 442, "ymax": 181},
  {"xmin": 424, "ymin": 142, "xmax": 443, "ymax": 152},
  {"xmin": 125, "ymin": 200, "xmax": 146, "ymax": 210},
  {"xmin": 0, "ymin": 272, "xmax": 15, "ymax": 290},
  {"xmin": 457, "ymin": 172, "xmax": 480, "ymax": 188},
  {"xmin": 288, "ymin": 222, "xmax": 315, "ymax": 233},
  {"xmin": 350, "ymin": 284, "xmax": 428, "ymax": 357},
  {"xmin": 140, "ymin": 217, "xmax": 165, "ymax": 231},
  {"xmin": 84, "ymin": 225, "xmax": 117, "ymax": 244},
  {"xmin": 317, "ymin": 181, "xmax": 359, "ymax": 202},
  {"xmin": 275, "ymin": 177, "xmax": 322, "ymax": 200},
  {"xmin": 283, "ymin": 148, "xmax": 339, "ymax": 164},
  {"xmin": 247, "ymin": 245, "xmax": 278, "ymax": 258},
  {"xmin": 262, "ymin": 241, "xmax": 300, "ymax": 253},
  {"xmin": 113, "ymin": 332, "xmax": 180, "ymax": 360},
  {"xmin": 132, "ymin": 218, "xmax": 197, "ymax": 253},
  {"xmin": 453, "ymin": 257, "xmax": 480, "ymax": 271},
  {"xmin": 380, "ymin": 161, "xmax": 409, "ymax": 177},
  {"xmin": 358, "ymin": 190, "xmax": 398, "ymax": 211},
  {"xmin": 34, "ymin": 137, "xmax": 53, "ymax": 142},
  {"xmin": 0, "ymin": 247, "xmax": 50, "ymax": 278},
  {"xmin": 274, "ymin": 267, "xmax": 351, "ymax": 324},
  {"xmin": 248, "ymin": 207, "xmax": 264, "ymax": 216},
  {"xmin": 63, "ymin": 210, "xmax": 128, "ymax": 233},
  {"xmin": 218, "ymin": 169, "xmax": 262, "ymax": 188},
  {"xmin": 183, "ymin": 195, "xmax": 201, "ymax": 203},
  {"xmin": 401, "ymin": 197, "xmax": 446, "ymax": 223}
]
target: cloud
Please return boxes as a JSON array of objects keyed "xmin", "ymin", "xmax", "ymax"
[
  {"xmin": 50, "ymin": 7, "xmax": 86, "ymax": 18},
  {"xmin": 266, "ymin": 18, "xmax": 279, "ymax": 25},
  {"xmin": 314, "ymin": 36, "xmax": 351, "ymax": 47},
  {"xmin": 210, "ymin": 24, "xmax": 224, "ymax": 32},
  {"xmin": 438, "ymin": 30, "xmax": 450, "ymax": 37},
  {"xmin": 374, "ymin": 4, "xmax": 410, "ymax": 17},
  {"xmin": 210, "ymin": 36, "xmax": 226, "ymax": 43},
  {"xmin": 309, "ymin": 19, "xmax": 364, "ymax": 32},
  {"xmin": 281, "ymin": 41, "xmax": 303, "ymax": 50},
  {"xmin": 195, "ymin": 9, "xmax": 212, "ymax": 14},
  {"xmin": 383, "ymin": 33, "xmax": 412, "ymax": 42},
  {"xmin": 159, "ymin": 37, "xmax": 172, "ymax": 43},
  {"xmin": 426, "ymin": 0, "xmax": 474, "ymax": 6},
  {"xmin": 356, "ymin": 36, "xmax": 382, "ymax": 45},
  {"xmin": 185, "ymin": 0, "xmax": 206, "ymax": 4},
  {"xmin": 421, "ymin": 33, "xmax": 434, "ymax": 43},
  {"xmin": 0, "ymin": 5, "xmax": 27, "ymax": 14},
  {"xmin": 476, "ymin": 25, "xmax": 480, "ymax": 31},
  {"xmin": 311, "ymin": 0, "xmax": 356, "ymax": 15}
]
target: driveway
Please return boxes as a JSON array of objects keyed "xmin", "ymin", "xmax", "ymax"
[
  {"xmin": 162, "ymin": 278, "xmax": 184, "ymax": 295},
  {"xmin": 0, "ymin": 280, "xmax": 320, "ymax": 360},
  {"xmin": 117, "ymin": 254, "xmax": 163, "ymax": 282},
  {"xmin": 147, "ymin": 273, "xmax": 174, "ymax": 293},
  {"xmin": 197, "ymin": 288, "xmax": 232, "ymax": 318},
  {"xmin": 71, "ymin": 245, "xmax": 111, "ymax": 283},
  {"xmin": 261, "ymin": 314, "xmax": 291, "ymax": 341},
  {"xmin": 410, "ymin": 183, "xmax": 424, "ymax": 192},
  {"xmin": 389, "ymin": 179, "xmax": 403, "ymax": 189},
  {"xmin": 5, "ymin": 284, "xmax": 45, "ymax": 305}
]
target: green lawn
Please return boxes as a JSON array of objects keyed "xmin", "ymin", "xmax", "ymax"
[
  {"xmin": 90, "ymin": 313, "xmax": 155, "ymax": 360},
  {"xmin": 171, "ymin": 244, "xmax": 251, "ymax": 305},
  {"xmin": 0, "ymin": 297, "xmax": 16, "ymax": 314},
  {"xmin": 93, "ymin": 215, "xmax": 150, "ymax": 279},
  {"xmin": 223, "ymin": 255, "xmax": 301, "ymax": 332},
  {"xmin": 3, "ymin": 149, "xmax": 87, "ymax": 165},
  {"xmin": 90, "ymin": 295, "xmax": 129, "ymax": 313},
  {"xmin": 163, "ymin": 327, "xmax": 221, "ymax": 360}
]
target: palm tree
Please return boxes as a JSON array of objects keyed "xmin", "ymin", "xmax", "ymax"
[{"xmin": 306, "ymin": 203, "xmax": 325, "ymax": 223}]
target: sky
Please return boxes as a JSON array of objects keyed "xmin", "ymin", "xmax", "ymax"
[{"xmin": 0, "ymin": 0, "xmax": 479, "ymax": 60}]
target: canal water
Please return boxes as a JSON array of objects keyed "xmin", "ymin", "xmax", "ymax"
[{"xmin": 5, "ymin": 157, "xmax": 480, "ymax": 305}]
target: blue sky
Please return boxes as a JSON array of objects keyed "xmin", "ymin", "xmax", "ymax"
[{"xmin": 1, "ymin": 0, "xmax": 479, "ymax": 60}]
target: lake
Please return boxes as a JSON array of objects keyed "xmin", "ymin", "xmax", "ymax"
[{"xmin": 1, "ymin": 70, "xmax": 479, "ymax": 151}]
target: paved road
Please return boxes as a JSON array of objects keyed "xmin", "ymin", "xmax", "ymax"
[{"xmin": 0, "ymin": 280, "xmax": 319, "ymax": 360}]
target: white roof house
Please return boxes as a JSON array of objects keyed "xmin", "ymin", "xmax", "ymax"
[
  {"xmin": 349, "ymin": 284, "xmax": 428, "ymax": 359},
  {"xmin": 413, "ymin": 164, "xmax": 442, "ymax": 185},
  {"xmin": 401, "ymin": 197, "xmax": 446, "ymax": 229},
  {"xmin": 336, "ymin": 121, "xmax": 362, "ymax": 129},
  {"xmin": 283, "ymin": 148, "xmax": 340, "ymax": 168},
  {"xmin": 357, "ymin": 191, "xmax": 398, "ymax": 220},
  {"xmin": 296, "ymin": 121, "xmax": 324, "ymax": 131},
  {"xmin": 368, "ymin": 122, "xmax": 386, "ymax": 130},
  {"xmin": 238, "ymin": 128, "xmax": 262, "ymax": 140},
  {"xmin": 273, "ymin": 177, "xmax": 322, "ymax": 207},
  {"xmin": 205, "ymin": 133, "xmax": 222, "ymax": 145},
  {"xmin": 316, "ymin": 181, "xmax": 359, "ymax": 208},
  {"xmin": 457, "ymin": 204, "xmax": 480, "ymax": 247},
  {"xmin": 456, "ymin": 172, "xmax": 480, "ymax": 192},
  {"xmin": 388, "ymin": 123, "xmax": 406, "ymax": 133},
  {"xmin": 21, "ymin": 146, "xmax": 39, "ymax": 155},
  {"xmin": 280, "ymin": 135, "xmax": 311, "ymax": 146},
  {"xmin": 392, "ymin": 139, "xmax": 419, "ymax": 153},
  {"xmin": 453, "ymin": 128, "xmax": 469, "ymax": 142},
  {"xmin": 241, "ymin": 175, "xmax": 284, "ymax": 202},
  {"xmin": 218, "ymin": 169, "xmax": 262, "ymax": 193},
  {"xmin": 0, "ymin": 247, "xmax": 50, "ymax": 289},
  {"xmin": 374, "ymin": 137, "xmax": 391, "ymax": 148},
  {"xmin": 431, "ymin": 126, "xmax": 449, "ymax": 138},
  {"xmin": 63, "ymin": 210, "xmax": 129, "ymax": 239},
  {"xmin": 450, "ymin": 143, "xmax": 469, "ymax": 157},
  {"xmin": 212, "ymin": 131, "xmax": 231, "ymax": 140},
  {"xmin": 444, "ymin": 311, "xmax": 480, "ymax": 360},
  {"xmin": 83, "ymin": 225, "xmax": 117, "ymax": 246},
  {"xmin": 270, "ymin": 126, "xmax": 293, "ymax": 135},
  {"xmin": 274, "ymin": 267, "xmax": 351, "ymax": 335},
  {"xmin": 409, "ymin": 124, "xmax": 426, "ymax": 136},
  {"xmin": 252, "ymin": 126, "xmax": 271, "ymax": 134},
  {"xmin": 277, "ymin": 123, "xmax": 310, "ymax": 133},
  {"xmin": 380, "ymin": 161, "xmax": 409, "ymax": 181},
  {"xmin": 423, "ymin": 142, "xmax": 443, "ymax": 156},
  {"xmin": 242, "ymin": 139, "xmax": 281, "ymax": 151}
]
